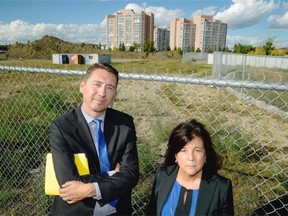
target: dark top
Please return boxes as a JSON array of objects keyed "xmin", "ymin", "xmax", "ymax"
[{"xmin": 161, "ymin": 180, "xmax": 199, "ymax": 216}]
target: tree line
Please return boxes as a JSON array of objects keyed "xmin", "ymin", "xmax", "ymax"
[
  {"xmin": 113, "ymin": 37, "xmax": 287, "ymax": 56},
  {"xmin": 232, "ymin": 37, "xmax": 287, "ymax": 56},
  {"xmin": 0, "ymin": 36, "xmax": 287, "ymax": 60}
]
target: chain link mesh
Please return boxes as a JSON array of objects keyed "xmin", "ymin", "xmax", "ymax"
[{"xmin": 0, "ymin": 59, "xmax": 287, "ymax": 215}]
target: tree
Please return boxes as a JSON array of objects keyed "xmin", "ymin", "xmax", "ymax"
[
  {"xmin": 119, "ymin": 42, "xmax": 125, "ymax": 52},
  {"xmin": 128, "ymin": 45, "xmax": 135, "ymax": 52},
  {"xmin": 207, "ymin": 47, "xmax": 213, "ymax": 53},
  {"xmin": 177, "ymin": 47, "xmax": 183, "ymax": 55},
  {"xmin": 263, "ymin": 37, "xmax": 275, "ymax": 55},
  {"xmin": 132, "ymin": 42, "xmax": 140, "ymax": 51},
  {"xmin": 254, "ymin": 47, "xmax": 265, "ymax": 55},
  {"xmin": 233, "ymin": 43, "xmax": 255, "ymax": 54},
  {"xmin": 0, "ymin": 45, "xmax": 9, "ymax": 51},
  {"xmin": 270, "ymin": 48, "xmax": 282, "ymax": 56},
  {"xmin": 186, "ymin": 46, "xmax": 195, "ymax": 53},
  {"xmin": 223, "ymin": 46, "xmax": 231, "ymax": 52},
  {"xmin": 144, "ymin": 40, "xmax": 155, "ymax": 52},
  {"xmin": 189, "ymin": 47, "xmax": 195, "ymax": 52},
  {"xmin": 135, "ymin": 42, "xmax": 140, "ymax": 51}
]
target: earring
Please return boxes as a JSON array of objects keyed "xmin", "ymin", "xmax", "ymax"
[{"xmin": 175, "ymin": 159, "xmax": 178, "ymax": 164}]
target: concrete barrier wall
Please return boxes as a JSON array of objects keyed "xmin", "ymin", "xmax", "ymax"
[{"xmin": 208, "ymin": 52, "xmax": 288, "ymax": 69}]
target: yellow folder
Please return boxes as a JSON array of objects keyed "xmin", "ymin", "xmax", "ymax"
[{"xmin": 45, "ymin": 153, "xmax": 90, "ymax": 195}]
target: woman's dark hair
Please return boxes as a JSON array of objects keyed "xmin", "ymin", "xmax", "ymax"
[
  {"xmin": 164, "ymin": 118, "xmax": 222, "ymax": 174},
  {"xmin": 82, "ymin": 63, "xmax": 119, "ymax": 86}
]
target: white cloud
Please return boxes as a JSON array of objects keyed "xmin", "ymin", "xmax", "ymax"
[
  {"xmin": 192, "ymin": 6, "xmax": 217, "ymax": 18},
  {"xmin": 226, "ymin": 34, "xmax": 288, "ymax": 49},
  {"xmin": 0, "ymin": 3, "xmax": 184, "ymax": 45},
  {"xmin": 0, "ymin": 20, "xmax": 105, "ymax": 44},
  {"xmin": 125, "ymin": 3, "xmax": 143, "ymax": 12},
  {"xmin": 147, "ymin": 6, "xmax": 184, "ymax": 28},
  {"xmin": 0, "ymin": 1, "xmax": 287, "ymax": 48},
  {"xmin": 214, "ymin": 0, "xmax": 279, "ymax": 28},
  {"xmin": 226, "ymin": 35, "xmax": 263, "ymax": 48},
  {"xmin": 125, "ymin": 3, "xmax": 184, "ymax": 29},
  {"xmin": 274, "ymin": 38, "xmax": 288, "ymax": 48},
  {"xmin": 268, "ymin": 11, "xmax": 288, "ymax": 28}
]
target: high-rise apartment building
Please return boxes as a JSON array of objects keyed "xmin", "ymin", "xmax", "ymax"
[
  {"xmin": 154, "ymin": 27, "xmax": 170, "ymax": 51},
  {"xmin": 193, "ymin": 15, "xmax": 227, "ymax": 52},
  {"xmin": 170, "ymin": 15, "xmax": 227, "ymax": 53},
  {"xmin": 106, "ymin": 9, "xmax": 154, "ymax": 51},
  {"xmin": 170, "ymin": 18, "xmax": 195, "ymax": 52}
]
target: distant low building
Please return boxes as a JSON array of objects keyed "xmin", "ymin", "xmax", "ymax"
[{"xmin": 52, "ymin": 53, "xmax": 111, "ymax": 65}]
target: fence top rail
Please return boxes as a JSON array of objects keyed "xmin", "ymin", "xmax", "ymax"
[
  {"xmin": 0, "ymin": 65, "xmax": 85, "ymax": 75},
  {"xmin": 120, "ymin": 73, "xmax": 288, "ymax": 91},
  {"xmin": 1, "ymin": 65, "xmax": 287, "ymax": 91}
]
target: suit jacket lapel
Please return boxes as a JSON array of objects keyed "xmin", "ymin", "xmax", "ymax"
[
  {"xmin": 195, "ymin": 172, "xmax": 217, "ymax": 215},
  {"xmin": 74, "ymin": 106, "xmax": 100, "ymax": 170},
  {"xmin": 157, "ymin": 166, "xmax": 178, "ymax": 215},
  {"xmin": 102, "ymin": 108, "xmax": 115, "ymax": 152},
  {"xmin": 103, "ymin": 108, "xmax": 120, "ymax": 165}
]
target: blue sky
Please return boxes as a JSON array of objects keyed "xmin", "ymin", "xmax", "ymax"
[{"xmin": 0, "ymin": 0, "xmax": 287, "ymax": 48}]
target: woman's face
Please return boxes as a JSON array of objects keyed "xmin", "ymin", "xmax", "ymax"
[{"xmin": 175, "ymin": 136, "xmax": 207, "ymax": 178}]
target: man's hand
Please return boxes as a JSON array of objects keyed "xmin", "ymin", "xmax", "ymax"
[
  {"xmin": 59, "ymin": 181, "xmax": 96, "ymax": 204},
  {"xmin": 114, "ymin": 163, "xmax": 120, "ymax": 172}
]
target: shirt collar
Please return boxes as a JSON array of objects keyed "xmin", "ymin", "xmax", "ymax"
[{"xmin": 81, "ymin": 105, "xmax": 106, "ymax": 124}]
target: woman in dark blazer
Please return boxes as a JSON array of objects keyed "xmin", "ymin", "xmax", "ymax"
[{"xmin": 146, "ymin": 119, "xmax": 234, "ymax": 216}]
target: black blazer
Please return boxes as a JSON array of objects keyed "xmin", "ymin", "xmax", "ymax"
[
  {"xmin": 49, "ymin": 105, "xmax": 139, "ymax": 215},
  {"xmin": 146, "ymin": 165, "xmax": 234, "ymax": 216}
]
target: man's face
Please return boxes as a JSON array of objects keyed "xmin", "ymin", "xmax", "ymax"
[{"xmin": 80, "ymin": 68, "xmax": 117, "ymax": 118}]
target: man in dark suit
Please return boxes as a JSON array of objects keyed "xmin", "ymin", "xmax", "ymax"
[{"xmin": 49, "ymin": 63, "xmax": 139, "ymax": 215}]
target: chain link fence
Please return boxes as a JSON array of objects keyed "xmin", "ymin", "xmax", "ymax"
[{"xmin": 0, "ymin": 56, "xmax": 287, "ymax": 215}]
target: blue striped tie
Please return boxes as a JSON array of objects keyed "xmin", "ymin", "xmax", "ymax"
[
  {"xmin": 93, "ymin": 119, "xmax": 118, "ymax": 207},
  {"xmin": 94, "ymin": 119, "xmax": 110, "ymax": 173}
]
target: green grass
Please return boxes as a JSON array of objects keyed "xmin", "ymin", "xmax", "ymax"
[
  {"xmin": 0, "ymin": 57, "xmax": 212, "ymax": 75},
  {"xmin": 0, "ymin": 59, "xmax": 287, "ymax": 215}
]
